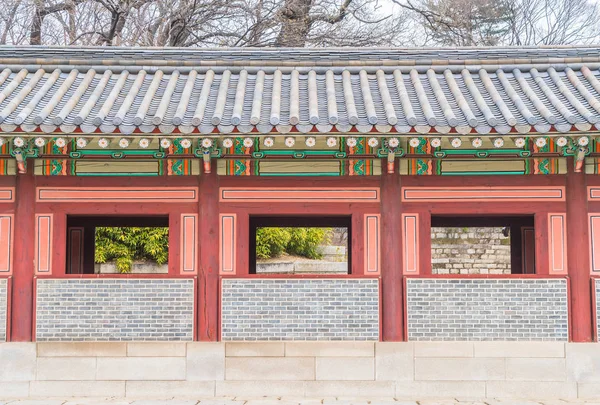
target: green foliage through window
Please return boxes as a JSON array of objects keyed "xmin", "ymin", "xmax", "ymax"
[
  {"xmin": 256, "ymin": 227, "xmax": 331, "ymax": 260},
  {"xmin": 95, "ymin": 227, "xmax": 169, "ymax": 273}
]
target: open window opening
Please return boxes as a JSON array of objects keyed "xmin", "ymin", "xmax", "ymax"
[
  {"xmin": 249, "ymin": 216, "xmax": 351, "ymax": 274},
  {"xmin": 431, "ymin": 215, "xmax": 535, "ymax": 275},
  {"xmin": 66, "ymin": 216, "xmax": 169, "ymax": 274}
]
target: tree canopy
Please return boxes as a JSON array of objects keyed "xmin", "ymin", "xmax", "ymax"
[{"xmin": 0, "ymin": 0, "xmax": 598, "ymax": 48}]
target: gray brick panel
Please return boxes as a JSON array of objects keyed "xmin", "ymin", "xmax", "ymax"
[
  {"xmin": 221, "ymin": 279, "xmax": 379, "ymax": 341},
  {"xmin": 36, "ymin": 279, "xmax": 194, "ymax": 341},
  {"xmin": 0, "ymin": 278, "xmax": 6, "ymax": 342},
  {"xmin": 596, "ymin": 279, "xmax": 600, "ymax": 340},
  {"xmin": 407, "ymin": 278, "xmax": 568, "ymax": 341}
]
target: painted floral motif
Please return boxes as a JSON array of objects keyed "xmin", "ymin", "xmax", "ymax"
[
  {"xmin": 346, "ymin": 137, "xmax": 357, "ymax": 147},
  {"xmin": 243, "ymin": 137, "xmax": 254, "ymax": 148},
  {"xmin": 471, "ymin": 138, "xmax": 483, "ymax": 148},
  {"xmin": 578, "ymin": 136, "xmax": 589, "ymax": 146},
  {"xmin": 180, "ymin": 138, "xmax": 192, "ymax": 149},
  {"xmin": 13, "ymin": 137, "xmax": 25, "ymax": 147},
  {"xmin": 556, "ymin": 137, "xmax": 568, "ymax": 147},
  {"xmin": 451, "ymin": 137, "xmax": 462, "ymax": 148},
  {"xmin": 34, "ymin": 137, "xmax": 46, "ymax": 147},
  {"xmin": 326, "ymin": 137, "xmax": 337, "ymax": 147},
  {"xmin": 222, "ymin": 138, "xmax": 234, "ymax": 148},
  {"xmin": 118, "ymin": 138, "xmax": 130, "ymax": 148},
  {"xmin": 138, "ymin": 138, "xmax": 150, "ymax": 148},
  {"xmin": 98, "ymin": 138, "xmax": 110, "ymax": 148},
  {"xmin": 387, "ymin": 137, "xmax": 399, "ymax": 148},
  {"xmin": 285, "ymin": 137, "xmax": 296, "ymax": 147},
  {"xmin": 160, "ymin": 138, "xmax": 172, "ymax": 149},
  {"xmin": 76, "ymin": 138, "xmax": 88, "ymax": 148},
  {"xmin": 514, "ymin": 137, "xmax": 526, "ymax": 148},
  {"xmin": 409, "ymin": 138, "xmax": 420, "ymax": 148},
  {"xmin": 54, "ymin": 138, "xmax": 67, "ymax": 148},
  {"xmin": 263, "ymin": 137, "xmax": 274, "ymax": 148},
  {"xmin": 305, "ymin": 137, "xmax": 316, "ymax": 147},
  {"xmin": 430, "ymin": 138, "xmax": 442, "ymax": 148},
  {"xmin": 201, "ymin": 138, "xmax": 213, "ymax": 149},
  {"xmin": 493, "ymin": 138, "xmax": 504, "ymax": 148},
  {"xmin": 535, "ymin": 137, "xmax": 547, "ymax": 148},
  {"xmin": 368, "ymin": 137, "xmax": 379, "ymax": 148},
  {"xmin": 0, "ymin": 138, "xmax": 5, "ymax": 147}
]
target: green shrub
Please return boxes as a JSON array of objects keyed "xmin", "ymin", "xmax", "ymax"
[
  {"xmin": 256, "ymin": 227, "xmax": 331, "ymax": 260},
  {"xmin": 95, "ymin": 227, "xmax": 169, "ymax": 273}
]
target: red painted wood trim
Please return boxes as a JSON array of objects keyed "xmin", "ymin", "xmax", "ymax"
[
  {"xmin": 589, "ymin": 215, "xmax": 600, "ymax": 274},
  {"xmin": 11, "ymin": 168, "xmax": 35, "ymax": 341},
  {"xmin": 219, "ymin": 187, "xmax": 380, "ymax": 203},
  {"xmin": 219, "ymin": 214, "xmax": 236, "ymax": 275},
  {"xmin": 364, "ymin": 214, "xmax": 381, "ymax": 275},
  {"xmin": 32, "ymin": 276, "xmax": 37, "ymax": 342},
  {"xmin": 401, "ymin": 214, "xmax": 419, "ymax": 275},
  {"xmin": 404, "ymin": 274, "xmax": 568, "ymax": 279},
  {"xmin": 35, "ymin": 214, "xmax": 53, "ymax": 275},
  {"xmin": 548, "ymin": 213, "xmax": 568, "ymax": 275},
  {"xmin": 521, "ymin": 227, "xmax": 536, "ymax": 275},
  {"xmin": 37, "ymin": 187, "xmax": 199, "ymax": 203},
  {"xmin": 402, "ymin": 186, "xmax": 565, "ymax": 202},
  {"xmin": 0, "ymin": 187, "xmax": 14, "ymax": 203},
  {"xmin": 380, "ymin": 172, "xmax": 403, "ymax": 341},
  {"xmin": 534, "ymin": 212, "xmax": 550, "ymax": 276},
  {"xmin": 181, "ymin": 214, "xmax": 198, "ymax": 275},
  {"xmin": 199, "ymin": 172, "xmax": 219, "ymax": 341},
  {"xmin": 566, "ymin": 156, "xmax": 593, "ymax": 342},
  {"xmin": 0, "ymin": 215, "xmax": 13, "ymax": 275}
]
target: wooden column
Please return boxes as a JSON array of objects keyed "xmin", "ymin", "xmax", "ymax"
[
  {"xmin": 11, "ymin": 166, "xmax": 35, "ymax": 341},
  {"xmin": 566, "ymin": 156, "xmax": 593, "ymax": 342},
  {"xmin": 380, "ymin": 171, "xmax": 403, "ymax": 341},
  {"xmin": 198, "ymin": 171, "xmax": 219, "ymax": 341}
]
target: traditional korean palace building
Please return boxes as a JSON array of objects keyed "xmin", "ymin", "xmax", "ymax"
[{"xmin": 1, "ymin": 46, "xmax": 600, "ymax": 399}]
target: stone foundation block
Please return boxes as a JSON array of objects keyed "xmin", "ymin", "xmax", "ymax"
[
  {"xmin": 414, "ymin": 342, "xmax": 474, "ymax": 357},
  {"xmin": 566, "ymin": 343, "xmax": 600, "ymax": 382},
  {"xmin": 395, "ymin": 381, "xmax": 486, "ymax": 399},
  {"xmin": 36, "ymin": 357, "xmax": 97, "ymax": 380},
  {"xmin": 485, "ymin": 381, "xmax": 577, "ymax": 398},
  {"xmin": 37, "ymin": 342, "xmax": 127, "ymax": 357},
  {"xmin": 96, "ymin": 357, "xmax": 186, "ymax": 381},
  {"xmin": 186, "ymin": 343, "xmax": 225, "ymax": 381},
  {"xmin": 415, "ymin": 358, "xmax": 505, "ymax": 381},
  {"xmin": 225, "ymin": 357, "xmax": 315, "ymax": 381},
  {"xmin": 0, "ymin": 343, "xmax": 36, "ymax": 381},
  {"xmin": 0, "ymin": 381, "xmax": 29, "ymax": 397},
  {"xmin": 315, "ymin": 357, "xmax": 374, "ymax": 380},
  {"xmin": 285, "ymin": 342, "xmax": 375, "ymax": 357},
  {"xmin": 304, "ymin": 381, "xmax": 395, "ymax": 397},
  {"xmin": 127, "ymin": 342, "xmax": 187, "ymax": 357},
  {"xmin": 29, "ymin": 381, "xmax": 126, "ymax": 397},
  {"xmin": 473, "ymin": 341, "xmax": 565, "ymax": 358},
  {"xmin": 216, "ymin": 381, "xmax": 306, "ymax": 397},
  {"xmin": 126, "ymin": 381, "xmax": 215, "ymax": 397},
  {"xmin": 225, "ymin": 342, "xmax": 285, "ymax": 357},
  {"xmin": 505, "ymin": 358, "xmax": 566, "ymax": 381},
  {"xmin": 375, "ymin": 343, "xmax": 414, "ymax": 381}
]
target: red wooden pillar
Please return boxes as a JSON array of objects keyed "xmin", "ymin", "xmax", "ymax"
[
  {"xmin": 566, "ymin": 157, "xmax": 593, "ymax": 342},
  {"xmin": 11, "ymin": 166, "xmax": 35, "ymax": 341},
  {"xmin": 380, "ymin": 171, "xmax": 403, "ymax": 341},
  {"xmin": 198, "ymin": 171, "xmax": 219, "ymax": 341}
]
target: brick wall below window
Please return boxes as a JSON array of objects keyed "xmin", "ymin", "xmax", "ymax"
[
  {"xmin": 407, "ymin": 278, "xmax": 568, "ymax": 341},
  {"xmin": 221, "ymin": 279, "xmax": 379, "ymax": 341},
  {"xmin": 0, "ymin": 278, "xmax": 6, "ymax": 342},
  {"xmin": 36, "ymin": 279, "xmax": 194, "ymax": 341}
]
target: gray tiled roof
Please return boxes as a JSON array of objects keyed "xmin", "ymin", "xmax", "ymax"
[{"xmin": 0, "ymin": 46, "xmax": 599, "ymax": 136}]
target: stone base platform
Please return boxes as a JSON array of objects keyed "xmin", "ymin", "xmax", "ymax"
[
  {"xmin": 1, "ymin": 342, "xmax": 600, "ymax": 400},
  {"xmin": 0, "ymin": 399, "xmax": 597, "ymax": 405}
]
